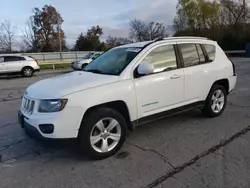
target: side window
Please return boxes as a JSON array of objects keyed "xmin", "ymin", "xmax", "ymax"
[
  {"xmin": 4, "ymin": 56, "xmax": 25, "ymax": 62},
  {"xmin": 92, "ymin": 53, "xmax": 100, "ymax": 59},
  {"xmin": 179, "ymin": 44, "xmax": 200, "ymax": 67},
  {"xmin": 196, "ymin": 44, "xmax": 206, "ymax": 63},
  {"xmin": 204, "ymin": 44, "xmax": 216, "ymax": 61},
  {"xmin": 17, "ymin": 56, "xmax": 26, "ymax": 61},
  {"xmin": 0, "ymin": 57, "xmax": 4, "ymax": 63},
  {"xmin": 143, "ymin": 45, "xmax": 177, "ymax": 73},
  {"xmin": 4, "ymin": 56, "xmax": 12, "ymax": 62}
]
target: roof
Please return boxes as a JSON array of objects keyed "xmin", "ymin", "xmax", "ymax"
[
  {"xmin": 0, "ymin": 54, "xmax": 25, "ymax": 57},
  {"xmin": 117, "ymin": 36, "xmax": 214, "ymax": 49},
  {"xmin": 116, "ymin": 41, "xmax": 153, "ymax": 48}
]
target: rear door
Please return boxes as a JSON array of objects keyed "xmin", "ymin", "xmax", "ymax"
[
  {"xmin": 4, "ymin": 56, "xmax": 25, "ymax": 72},
  {"xmin": 177, "ymin": 42, "xmax": 211, "ymax": 103}
]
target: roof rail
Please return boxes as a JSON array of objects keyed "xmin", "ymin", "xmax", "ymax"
[
  {"xmin": 154, "ymin": 36, "xmax": 208, "ymax": 41},
  {"xmin": 165, "ymin": 36, "xmax": 208, "ymax": 40}
]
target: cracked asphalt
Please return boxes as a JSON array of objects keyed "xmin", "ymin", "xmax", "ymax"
[{"xmin": 0, "ymin": 60, "xmax": 250, "ymax": 188}]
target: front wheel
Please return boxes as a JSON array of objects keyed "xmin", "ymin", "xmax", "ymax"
[
  {"xmin": 202, "ymin": 84, "xmax": 227, "ymax": 117},
  {"xmin": 78, "ymin": 107, "xmax": 127, "ymax": 160}
]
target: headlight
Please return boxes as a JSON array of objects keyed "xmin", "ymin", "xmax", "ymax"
[{"xmin": 38, "ymin": 99, "xmax": 67, "ymax": 113}]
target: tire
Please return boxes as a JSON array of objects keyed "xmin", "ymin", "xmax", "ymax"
[
  {"xmin": 78, "ymin": 107, "xmax": 127, "ymax": 160},
  {"xmin": 202, "ymin": 84, "xmax": 227, "ymax": 117},
  {"xmin": 22, "ymin": 67, "xmax": 34, "ymax": 77}
]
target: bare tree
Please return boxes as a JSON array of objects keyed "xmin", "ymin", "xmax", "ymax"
[
  {"xmin": 21, "ymin": 17, "xmax": 38, "ymax": 52},
  {"xmin": 129, "ymin": 19, "xmax": 168, "ymax": 42},
  {"xmin": 106, "ymin": 35, "xmax": 132, "ymax": 49},
  {"xmin": 0, "ymin": 21, "xmax": 17, "ymax": 52}
]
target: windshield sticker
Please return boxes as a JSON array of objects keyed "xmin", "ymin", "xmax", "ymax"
[{"xmin": 126, "ymin": 48, "xmax": 141, "ymax": 53}]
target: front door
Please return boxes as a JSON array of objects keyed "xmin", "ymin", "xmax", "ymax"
[{"xmin": 134, "ymin": 44, "xmax": 185, "ymax": 119}]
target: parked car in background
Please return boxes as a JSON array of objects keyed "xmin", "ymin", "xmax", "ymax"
[
  {"xmin": 71, "ymin": 52, "xmax": 103, "ymax": 70},
  {"xmin": 0, "ymin": 55, "xmax": 40, "ymax": 77},
  {"xmin": 19, "ymin": 37, "xmax": 236, "ymax": 159}
]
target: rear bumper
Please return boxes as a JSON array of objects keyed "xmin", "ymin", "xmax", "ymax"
[
  {"xmin": 35, "ymin": 68, "xmax": 40, "ymax": 72},
  {"xmin": 228, "ymin": 75, "xmax": 237, "ymax": 92}
]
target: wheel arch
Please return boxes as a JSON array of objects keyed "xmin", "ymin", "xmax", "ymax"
[
  {"xmin": 212, "ymin": 79, "xmax": 229, "ymax": 94},
  {"xmin": 80, "ymin": 100, "xmax": 133, "ymax": 133}
]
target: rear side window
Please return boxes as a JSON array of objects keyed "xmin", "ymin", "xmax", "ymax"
[
  {"xmin": 4, "ymin": 56, "xmax": 26, "ymax": 62},
  {"xmin": 196, "ymin": 44, "xmax": 206, "ymax": 64},
  {"xmin": 179, "ymin": 44, "xmax": 200, "ymax": 67},
  {"xmin": 204, "ymin": 44, "xmax": 216, "ymax": 61}
]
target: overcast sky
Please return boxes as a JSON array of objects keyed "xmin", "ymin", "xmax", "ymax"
[{"xmin": 1, "ymin": 0, "xmax": 178, "ymax": 47}]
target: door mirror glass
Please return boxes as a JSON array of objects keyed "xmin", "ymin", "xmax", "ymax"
[{"xmin": 137, "ymin": 60, "xmax": 154, "ymax": 75}]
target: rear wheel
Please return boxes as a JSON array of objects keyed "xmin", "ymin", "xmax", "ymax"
[
  {"xmin": 78, "ymin": 107, "xmax": 127, "ymax": 160},
  {"xmin": 22, "ymin": 67, "xmax": 34, "ymax": 77},
  {"xmin": 203, "ymin": 84, "xmax": 227, "ymax": 117}
]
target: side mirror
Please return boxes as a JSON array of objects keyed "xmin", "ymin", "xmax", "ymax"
[{"xmin": 137, "ymin": 61, "xmax": 154, "ymax": 76}]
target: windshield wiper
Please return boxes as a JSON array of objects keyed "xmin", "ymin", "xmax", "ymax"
[
  {"xmin": 84, "ymin": 69, "xmax": 118, "ymax": 76},
  {"xmin": 84, "ymin": 69, "xmax": 104, "ymax": 74}
]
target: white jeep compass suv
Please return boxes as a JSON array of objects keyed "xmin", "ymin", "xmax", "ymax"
[{"xmin": 18, "ymin": 37, "xmax": 237, "ymax": 159}]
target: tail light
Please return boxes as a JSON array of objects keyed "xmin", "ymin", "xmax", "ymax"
[
  {"xmin": 229, "ymin": 59, "xmax": 236, "ymax": 76},
  {"xmin": 35, "ymin": 59, "xmax": 39, "ymax": 65}
]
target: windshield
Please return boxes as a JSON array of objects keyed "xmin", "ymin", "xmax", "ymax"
[
  {"xmin": 84, "ymin": 47, "xmax": 141, "ymax": 75},
  {"xmin": 82, "ymin": 52, "xmax": 94, "ymax": 59}
]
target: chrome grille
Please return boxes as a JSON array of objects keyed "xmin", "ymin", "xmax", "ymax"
[{"xmin": 22, "ymin": 96, "xmax": 35, "ymax": 114}]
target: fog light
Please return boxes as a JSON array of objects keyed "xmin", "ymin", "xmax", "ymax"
[{"xmin": 39, "ymin": 124, "xmax": 54, "ymax": 134}]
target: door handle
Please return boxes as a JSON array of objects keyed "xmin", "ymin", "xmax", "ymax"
[{"xmin": 170, "ymin": 75, "xmax": 181, "ymax": 79}]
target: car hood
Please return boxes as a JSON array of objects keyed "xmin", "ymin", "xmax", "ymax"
[{"xmin": 26, "ymin": 71, "xmax": 119, "ymax": 99}]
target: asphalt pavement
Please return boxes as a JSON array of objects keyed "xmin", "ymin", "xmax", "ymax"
[{"xmin": 0, "ymin": 60, "xmax": 250, "ymax": 188}]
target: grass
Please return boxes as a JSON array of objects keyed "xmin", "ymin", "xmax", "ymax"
[
  {"xmin": 39, "ymin": 60, "xmax": 71, "ymax": 65},
  {"xmin": 40, "ymin": 63, "xmax": 71, "ymax": 70}
]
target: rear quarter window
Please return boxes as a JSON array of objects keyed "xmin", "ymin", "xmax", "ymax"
[{"xmin": 204, "ymin": 44, "xmax": 216, "ymax": 62}]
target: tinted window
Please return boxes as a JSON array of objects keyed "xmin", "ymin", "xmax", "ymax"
[
  {"xmin": 180, "ymin": 44, "xmax": 200, "ymax": 67},
  {"xmin": 196, "ymin": 44, "xmax": 206, "ymax": 63},
  {"xmin": 143, "ymin": 45, "xmax": 177, "ymax": 73},
  {"xmin": 204, "ymin": 44, "xmax": 216, "ymax": 61},
  {"xmin": 4, "ymin": 56, "xmax": 25, "ymax": 62}
]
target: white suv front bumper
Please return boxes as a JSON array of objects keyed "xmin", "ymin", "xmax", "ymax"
[{"xmin": 18, "ymin": 104, "xmax": 84, "ymax": 139}]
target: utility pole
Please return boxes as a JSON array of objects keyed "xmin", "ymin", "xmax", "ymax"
[
  {"xmin": 57, "ymin": 13, "xmax": 63, "ymax": 61},
  {"xmin": 243, "ymin": 0, "xmax": 246, "ymax": 36}
]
